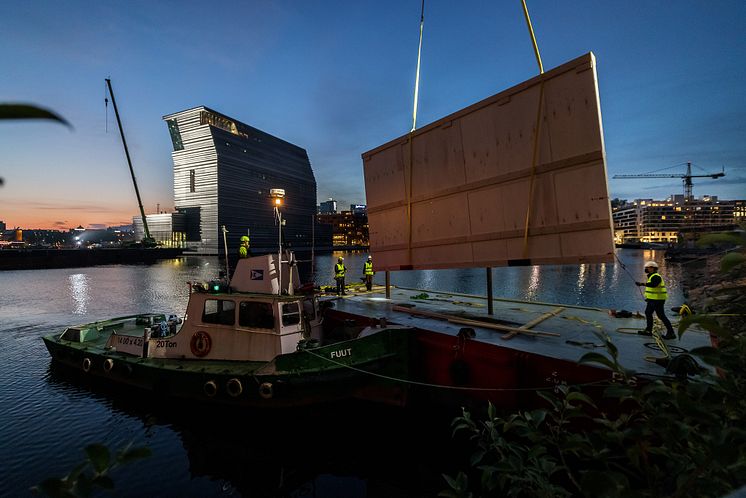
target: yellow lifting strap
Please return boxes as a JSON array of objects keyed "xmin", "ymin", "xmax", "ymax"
[
  {"xmin": 407, "ymin": 0, "xmax": 426, "ymax": 264},
  {"xmin": 520, "ymin": 0, "xmax": 544, "ymax": 75},
  {"xmin": 411, "ymin": 0, "xmax": 426, "ymax": 132},
  {"xmin": 520, "ymin": 0, "xmax": 545, "ymax": 257}
]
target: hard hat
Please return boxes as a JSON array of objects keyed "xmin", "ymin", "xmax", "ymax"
[
  {"xmin": 644, "ymin": 260, "xmax": 658, "ymax": 268},
  {"xmin": 338, "ymin": 257, "xmax": 344, "ymax": 262},
  {"xmin": 368, "ymin": 255, "xmax": 372, "ymax": 260},
  {"xmin": 240, "ymin": 235, "xmax": 249, "ymax": 242}
]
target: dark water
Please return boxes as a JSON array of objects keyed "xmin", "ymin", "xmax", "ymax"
[{"xmin": 0, "ymin": 249, "xmax": 685, "ymax": 497}]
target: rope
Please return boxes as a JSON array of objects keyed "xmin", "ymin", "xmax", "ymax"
[
  {"xmin": 406, "ymin": 1, "xmax": 426, "ymax": 265},
  {"xmin": 520, "ymin": 0, "xmax": 544, "ymax": 74},
  {"xmin": 301, "ymin": 347, "xmax": 611, "ymax": 393},
  {"xmin": 521, "ymin": 79, "xmax": 545, "ymax": 258},
  {"xmin": 411, "ymin": 0, "xmax": 425, "ymax": 132},
  {"xmin": 614, "ymin": 252, "xmax": 645, "ymax": 299}
]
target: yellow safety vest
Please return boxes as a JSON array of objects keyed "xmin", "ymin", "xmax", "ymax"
[
  {"xmin": 644, "ymin": 272, "xmax": 667, "ymax": 301},
  {"xmin": 335, "ymin": 263, "xmax": 346, "ymax": 278},
  {"xmin": 238, "ymin": 246, "xmax": 248, "ymax": 258},
  {"xmin": 364, "ymin": 261, "xmax": 374, "ymax": 276}
]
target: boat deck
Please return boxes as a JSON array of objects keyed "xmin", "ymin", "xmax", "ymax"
[{"xmin": 324, "ymin": 285, "xmax": 712, "ymax": 378}]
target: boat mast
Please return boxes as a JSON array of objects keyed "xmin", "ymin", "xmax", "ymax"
[{"xmin": 105, "ymin": 78, "xmax": 152, "ymax": 243}]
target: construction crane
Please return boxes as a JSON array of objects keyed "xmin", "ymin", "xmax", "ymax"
[
  {"xmin": 613, "ymin": 162, "xmax": 725, "ymax": 201},
  {"xmin": 105, "ymin": 78, "xmax": 156, "ymax": 247}
]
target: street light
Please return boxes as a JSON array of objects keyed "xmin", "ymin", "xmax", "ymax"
[{"xmin": 270, "ymin": 188, "xmax": 286, "ymax": 294}]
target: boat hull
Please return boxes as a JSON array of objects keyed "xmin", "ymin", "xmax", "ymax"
[{"xmin": 43, "ymin": 327, "xmax": 412, "ymax": 408}]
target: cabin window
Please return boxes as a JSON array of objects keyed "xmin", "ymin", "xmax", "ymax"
[
  {"xmin": 239, "ymin": 301, "xmax": 275, "ymax": 329},
  {"xmin": 202, "ymin": 299, "xmax": 235, "ymax": 325},
  {"xmin": 281, "ymin": 302, "xmax": 301, "ymax": 326}
]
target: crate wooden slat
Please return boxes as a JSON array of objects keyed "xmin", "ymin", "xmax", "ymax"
[{"xmin": 363, "ymin": 52, "xmax": 614, "ymax": 271}]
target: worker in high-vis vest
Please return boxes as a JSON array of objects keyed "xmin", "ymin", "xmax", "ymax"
[
  {"xmin": 238, "ymin": 235, "xmax": 250, "ymax": 258},
  {"xmin": 363, "ymin": 255, "xmax": 375, "ymax": 291},
  {"xmin": 636, "ymin": 260, "xmax": 676, "ymax": 339},
  {"xmin": 334, "ymin": 257, "xmax": 347, "ymax": 295}
]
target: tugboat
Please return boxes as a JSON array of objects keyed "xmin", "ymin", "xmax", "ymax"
[
  {"xmin": 43, "ymin": 187, "xmax": 413, "ymax": 407},
  {"xmin": 42, "ymin": 252, "xmax": 412, "ymax": 407}
]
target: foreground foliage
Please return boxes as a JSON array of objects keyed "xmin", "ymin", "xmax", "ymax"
[
  {"xmin": 32, "ymin": 442, "xmax": 151, "ymax": 497},
  {"xmin": 442, "ymin": 248, "xmax": 746, "ymax": 497}
]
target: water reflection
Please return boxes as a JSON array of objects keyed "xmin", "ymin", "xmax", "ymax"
[
  {"xmin": 526, "ymin": 265, "xmax": 540, "ymax": 300},
  {"xmin": 312, "ymin": 248, "xmax": 685, "ymax": 312},
  {"xmin": 68, "ymin": 273, "xmax": 89, "ymax": 314},
  {"xmin": 43, "ymin": 364, "xmax": 450, "ymax": 498}
]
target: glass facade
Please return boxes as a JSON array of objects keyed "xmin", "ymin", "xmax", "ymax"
[{"xmin": 167, "ymin": 119, "xmax": 184, "ymax": 151}]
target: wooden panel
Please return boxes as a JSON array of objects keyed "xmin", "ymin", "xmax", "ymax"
[{"xmin": 362, "ymin": 53, "xmax": 614, "ymax": 271}]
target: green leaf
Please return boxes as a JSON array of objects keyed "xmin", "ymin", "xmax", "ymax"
[
  {"xmin": 720, "ymin": 252, "xmax": 746, "ymax": 273},
  {"xmin": 566, "ymin": 391, "xmax": 598, "ymax": 408},
  {"xmin": 84, "ymin": 444, "xmax": 110, "ymax": 473},
  {"xmin": 0, "ymin": 104, "xmax": 71, "ymax": 127},
  {"xmin": 91, "ymin": 475, "xmax": 114, "ymax": 489},
  {"xmin": 74, "ymin": 473, "xmax": 93, "ymax": 498},
  {"xmin": 33, "ymin": 478, "xmax": 69, "ymax": 498},
  {"xmin": 117, "ymin": 446, "xmax": 152, "ymax": 464},
  {"xmin": 578, "ymin": 352, "xmax": 617, "ymax": 370}
]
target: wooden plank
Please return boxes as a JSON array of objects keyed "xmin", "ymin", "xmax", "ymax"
[
  {"xmin": 501, "ymin": 307, "xmax": 566, "ymax": 340},
  {"xmin": 391, "ymin": 305, "xmax": 560, "ymax": 337},
  {"xmin": 363, "ymin": 52, "xmax": 614, "ymax": 271}
]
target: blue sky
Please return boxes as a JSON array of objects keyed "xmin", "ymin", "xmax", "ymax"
[{"xmin": 1, "ymin": 0, "xmax": 745, "ymax": 229}]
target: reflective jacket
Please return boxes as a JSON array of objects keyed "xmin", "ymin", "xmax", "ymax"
[
  {"xmin": 335, "ymin": 263, "xmax": 346, "ymax": 278},
  {"xmin": 238, "ymin": 246, "xmax": 248, "ymax": 258},
  {"xmin": 364, "ymin": 261, "xmax": 374, "ymax": 276},
  {"xmin": 644, "ymin": 272, "xmax": 667, "ymax": 301}
]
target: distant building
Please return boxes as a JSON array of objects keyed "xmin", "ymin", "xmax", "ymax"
[
  {"xmin": 133, "ymin": 212, "xmax": 187, "ymax": 248},
  {"xmin": 0, "ymin": 220, "xmax": 5, "ymax": 232},
  {"xmin": 317, "ymin": 209, "xmax": 369, "ymax": 247},
  {"xmin": 148, "ymin": 106, "xmax": 319, "ymax": 255},
  {"xmin": 350, "ymin": 204, "xmax": 367, "ymax": 215},
  {"xmin": 319, "ymin": 199, "xmax": 337, "ymax": 214},
  {"xmin": 612, "ymin": 195, "xmax": 746, "ymax": 244}
]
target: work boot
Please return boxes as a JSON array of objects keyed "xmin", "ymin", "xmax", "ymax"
[
  {"xmin": 663, "ymin": 331, "xmax": 677, "ymax": 340},
  {"xmin": 637, "ymin": 330, "xmax": 652, "ymax": 336}
]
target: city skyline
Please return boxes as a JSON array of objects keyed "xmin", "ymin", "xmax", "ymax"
[{"xmin": 2, "ymin": 1, "xmax": 745, "ymax": 230}]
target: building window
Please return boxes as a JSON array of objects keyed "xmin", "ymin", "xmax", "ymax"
[
  {"xmin": 190, "ymin": 169, "xmax": 195, "ymax": 193},
  {"xmin": 167, "ymin": 119, "xmax": 184, "ymax": 151}
]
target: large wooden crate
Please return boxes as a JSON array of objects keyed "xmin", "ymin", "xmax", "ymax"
[{"xmin": 362, "ymin": 52, "xmax": 614, "ymax": 271}]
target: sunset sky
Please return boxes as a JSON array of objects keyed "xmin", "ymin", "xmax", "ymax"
[{"xmin": 2, "ymin": 0, "xmax": 745, "ymax": 229}]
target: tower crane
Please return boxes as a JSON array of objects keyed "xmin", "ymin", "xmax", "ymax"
[{"xmin": 613, "ymin": 162, "xmax": 725, "ymax": 201}]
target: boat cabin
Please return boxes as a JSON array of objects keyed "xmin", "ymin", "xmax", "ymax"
[{"xmin": 103, "ymin": 254, "xmax": 322, "ymax": 362}]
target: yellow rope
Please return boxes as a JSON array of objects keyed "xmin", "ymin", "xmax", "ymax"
[
  {"xmin": 411, "ymin": 0, "xmax": 425, "ymax": 132},
  {"xmin": 521, "ymin": 80, "xmax": 545, "ymax": 258},
  {"xmin": 520, "ymin": 0, "xmax": 544, "ymax": 74}
]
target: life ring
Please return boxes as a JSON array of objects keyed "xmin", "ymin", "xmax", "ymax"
[
  {"xmin": 82, "ymin": 357, "xmax": 92, "ymax": 373},
  {"xmin": 226, "ymin": 378, "xmax": 243, "ymax": 397},
  {"xmin": 258, "ymin": 382, "xmax": 273, "ymax": 399},
  {"xmin": 203, "ymin": 380, "xmax": 218, "ymax": 397},
  {"xmin": 190, "ymin": 331, "xmax": 212, "ymax": 357},
  {"xmin": 103, "ymin": 358, "xmax": 114, "ymax": 373}
]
